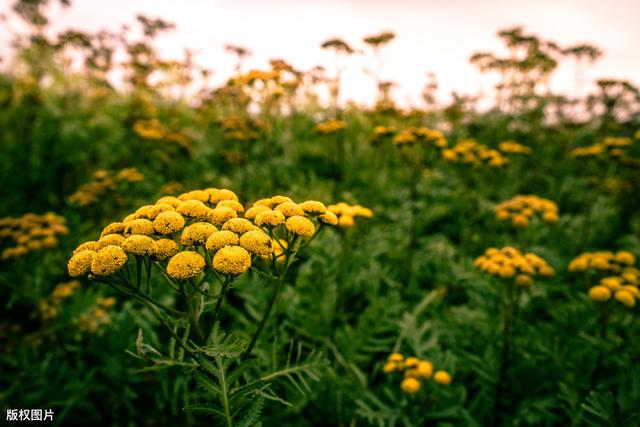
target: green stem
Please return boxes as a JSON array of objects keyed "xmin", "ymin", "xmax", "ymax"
[
  {"xmin": 216, "ymin": 355, "xmax": 233, "ymax": 427},
  {"xmin": 494, "ymin": 283, "xmax": 517, "ymax": 426},
  {"xmin": 205, "ymin": 277, "xmax": 231, "ymax": 342},
  {"xmin": 180, "ymin": 281, "xmax": 205, "ymax": 343}
]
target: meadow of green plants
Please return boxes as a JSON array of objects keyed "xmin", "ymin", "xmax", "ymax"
[{"xmin": 1, "ymin": 2, "xmax": 640, "ymax": 426}]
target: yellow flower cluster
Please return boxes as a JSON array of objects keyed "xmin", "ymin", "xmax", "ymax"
[
  {"xmin": 570, "ymin": 137, "xmax": 633, "ymax": 159},
  {"xmin": 314, "ymin": 119, "xmax": 346, "ymax": 134},
  {"xmin": 77, "ymin": 297, "xmax": 117, "ymax": 333},
  {"xmin": 370, "ymin": 125, "xmax": 396, "ymax": 144},
  {"xmin": 588, "ymin": 272, "xmax": 639, "ymax": 308},
  {"xmin": 0, "ymin": 212, "xmax": 68, "ymax": 260},
  {"xmin": 327, "ymin": 203, "xmax": 373, "ymax": 228},
  {"xmin": 69, "ymin": 168, "xmax": 144, "ymax": 207},
  {"xmin": 495, "ymin": 195, "xmax": 559, "ymax": 227},
  {"xmin": 383, "ymin": 353, "xmax": 451, "ymax": 394},
  {"xmin": 133, "ymin": 119, "xmax": 192, "ymax": 150},
  {"xmin": 441, "ymin": 139, "xmax": 508, "ymax": 167},
  {"xmin": 391, "ymin": 127, "xmax": 447, "ymax": 148},
  {"xmin": 498, "ymin": 140, "xmax": 532, "ymax": 155},
  {"xmin": 218, "ymin": 115, "xmax": 260, "ymax": 142},
  {"xmin": 568, "ymin": 251, "xmax": 636, "ymax": 273},
  {"xmin": 68, "ymin": 189, "xmax": 338, "ymax": 280},
  {"xmin": 474, "ymin": 247, "xmax": 555, "ymax": 285},
  {"xmin": 39, "ymin": 280, "xmax": 81, "ymax": 320}
]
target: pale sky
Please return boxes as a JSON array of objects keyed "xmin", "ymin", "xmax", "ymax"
[{"xmin": 1, "ymin": 0, "xmax": 639, "ymax": 106}]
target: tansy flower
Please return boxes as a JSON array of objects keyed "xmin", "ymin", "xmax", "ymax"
[
  {"xmin": 434, "ymin": 370, "xmax": 452, "ymax": 385},
  {"xmin": 176, "ymin": 200, "xmax": 210, "ymax": 220},
  {"xmin": 216, "ymin": 199, "xmax": 244, "ymax": 213},
  {"xmin": 91, "ymin": 245, "xmax": 129, "ymax": 276},
  {"xmin": 207, "ymin": 188, "xmax": 239, "ymax": 204},
  {"xmin": 285, "ymin": 216, "xmax": 315, "ymax": 237},
  {"xmin": 208, "ymin": 206, "xmax": 238, "ymax": 226},
  {"xmin": 178, "ymin": 190, "xmax": 210, "ymax": 203},
  {"xmin": 101, "ymin": 222, "xmax": 125, "ymax": 237},
  {"xmin": 244, "ymin": 205, "xmax": 270, "ymax": 220},
  {"xmin": 153, "ymin": 211, "xmax": 186, "ymax": 235},
  {"xmin": 270, "ymin": 195, "xmax": 294, "ymax": 206},
  {"xmin": 254, "ymin": 210, "xmax": 286, "ymax": 227},
  {"xmin": 68, "ymin": 250, "xmax": 96, "ymax": 277},
  {"xmin": 166, "ymin": 251, "xmax": 206, "ymax": 280},
  {"xmin": 318, "ymin": 211, "xmax": 338, "ymax": 226},
  {"xmin": 98, "ymin": 234, "xmax": 125, "ymax": 248},
  {"xmin": 416, "ymin": 361, "xmax": 433, "ymax": 378},
  {"xmin": 124, "ymin": 219, "xmax": 155, "ymax": 236},
  {"xmin": 222, "ymin": 218, "xmax": 256, "ymax": 235},
  {"xmin": 181, "ymin": 223, "xmax": 218, "ymax": 245},
  {"xmin": 616, "ymin": 251, "xmax": 636, "ymax": 265},
  {"xmin": 515, "ymin": 274, "xmax": 534, "ymax": 287},
  {"xmin": 275, "ymin": 202, "xmax": 305, "ymax": 218},
  {"xmin": 299, "ymin": 200, "xmax": 327, "ymax": 215},
  {"xmin": 155, "ymin": 196, "xmax": 182, "ymax": 208},
  {"xmin": 153, "ymin": 238, "xmax": 179, "ymax": 260},
  {"xmin": 122, "ymin": 235, "xmax": 155, "ymax": 256},
  {"xmin": 338, "ymin": 215, "xmax": 354, "ymax": 228},
  {"xmin": 614, "ymin": 289, "xmax": 636, "ymax": 308},
  {"xmin": 74, "ymin": 241, "xmax": 100, "ymax": 255},
  {"xmin": 400, "ymin": 377, "xmax": 420, "ymax": 394},
  {"xmin": 589, "ymin": 285, "xmax": 612, "ymax": 302},
  {"xmin": 206, "ymin": 230, "xmax": 239, "ymax": 252},
  {"xmin": 213, "ymin": 245, "xmax": 251, "ymax": 275},
  {"xmin": 239, "ymin": 230, "xmax": 273, "ymax": 256}
]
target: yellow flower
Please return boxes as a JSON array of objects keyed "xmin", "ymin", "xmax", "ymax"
[
  {"xmin": 270, "ymin": 195, "xmax": 294, "ymax": 206},
  {"xmin": 285, "ymin": 216, "xmax": 315, "ymax": 237},
  {"xmin": 222, "ymin": 218, "xmax": 256, "ymax": 235},
  {"xmin": 239, "ymin": 230, "xmax": 273, "ymax": 256},
  {"xmin": 73, "ymin": 241, "xmax": 100, "ymax": 255},
  {"xmin": 124, "ymin": 219, "xmax": 155, "ymax": 236},
  {"xmin": 206, "ymin": 230, "xmax": 240, "ymax": 252},
  {"xmin": 589, "ymin": 285, "xmax": 612, "ymax": 302},
  {"xmin": 244, "ymin": 205, "xmax": 270, "ymax": 220},
  {"xmin": 434, "ymin": 370, "xmax": 452, "ymax": 385},
  {"xmin": 511, "ymin": 215, "xmax": 529, "ymax": 228},
  {"xmin": 382, "ymin": 362, "xmax": 396, "ymax": 373},
  {"xmin": 153, "ymin": 211, "xmax": 186, "ymax": 234},
  {"xmin": 318, "ymin": 211, "xmax": 338, "ymax": 226},
  {"xmin": 216, "ymin": 199, "xmax": 245, "ymax": 213},
  {"xmin": 68, "ymin": 250, "xmax": 96, "ymax": 277},
  {"xmin": 176, "ymin": 200, "xmax": 210, "ymax": 220},
  {"xmin": 416, "ymin": 361, "xmax": 433, "ymax": 378},
  {"xmin": 338, "ymin": 214, "xmax": 354, "ymax": 228},
  {"xmin": 299, "ymin": 200, "xmax": 327, "ymax": 215},
  {"xmin": 275, "ymin": 202, "xmax": 305, "ymax": 218},
  {"xmin": 616, "ymin": 251, "xmax": 636, "ymax": 265},
  {"xmin": 91, "ymin": 245, "xmax": 129, "ymax": 276},
  {"xmin": 208, "ymin": 206, "xmax": 238, "ymax": 226},
  {"xmin": 98, "ymin": 233, "xmax": 125, "ymax": 248},
  {"xmin": 600, "ymin": 276, "xmax": 622, "ymax": 290},
  {"xmin": 388, "ymin": 353, "xmax": 404, "ymax": 363},
  {"xmin": 101, "ymin": 222, "xmax": 125, "ymax": 237},
  {"xmin": 254, "ymin": 210, "xmax": 286, "ymax": 227},
  {"xmin": 404, "ymin": 357, "xmax": 419, "ymax": 368},
  {"xmin": 181, "ymin": 222, "xmax": 218, "ymax": 245},
  {"xmin": 155, "ymin": 196, "xmax": 182, "ymax": 207},
  {"xmin": 400, "ymin": 377, "xmax": 421, "ymax": 394},
  {"xmin": 499, "ymin": 265, "xmax": 516, "ymax": 278},
  {"xmin": 206, "ymin": 188, "xmax": 239, "ymax": 204},
  {"xmin": 166, "ymin": 251, "xmax": 206, "ymax": 280},
  {"xmin": 213, "ymin": 245, "xmax": 251, "ymax": 275},
  {"xmin": 614, "ymin": 289, "xmax": 636, "ymax": 308},
  {"xmin": 122, "ymin": 235, "xmax": 155, "ymax": 256},
  {"xmin": 542, "ymin": 210, "xmax": 559, "ymax": 223},
  {"xmin": 515, "ymin": 274, "xmax": 534, "ymax": 287},
  {"xmin": 153, "ymin": 238, "xmax": 179, "ymax": 260},
  {"xmin": 178, "ymin": 190, "xmax": 210, "ymax": 203}
]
